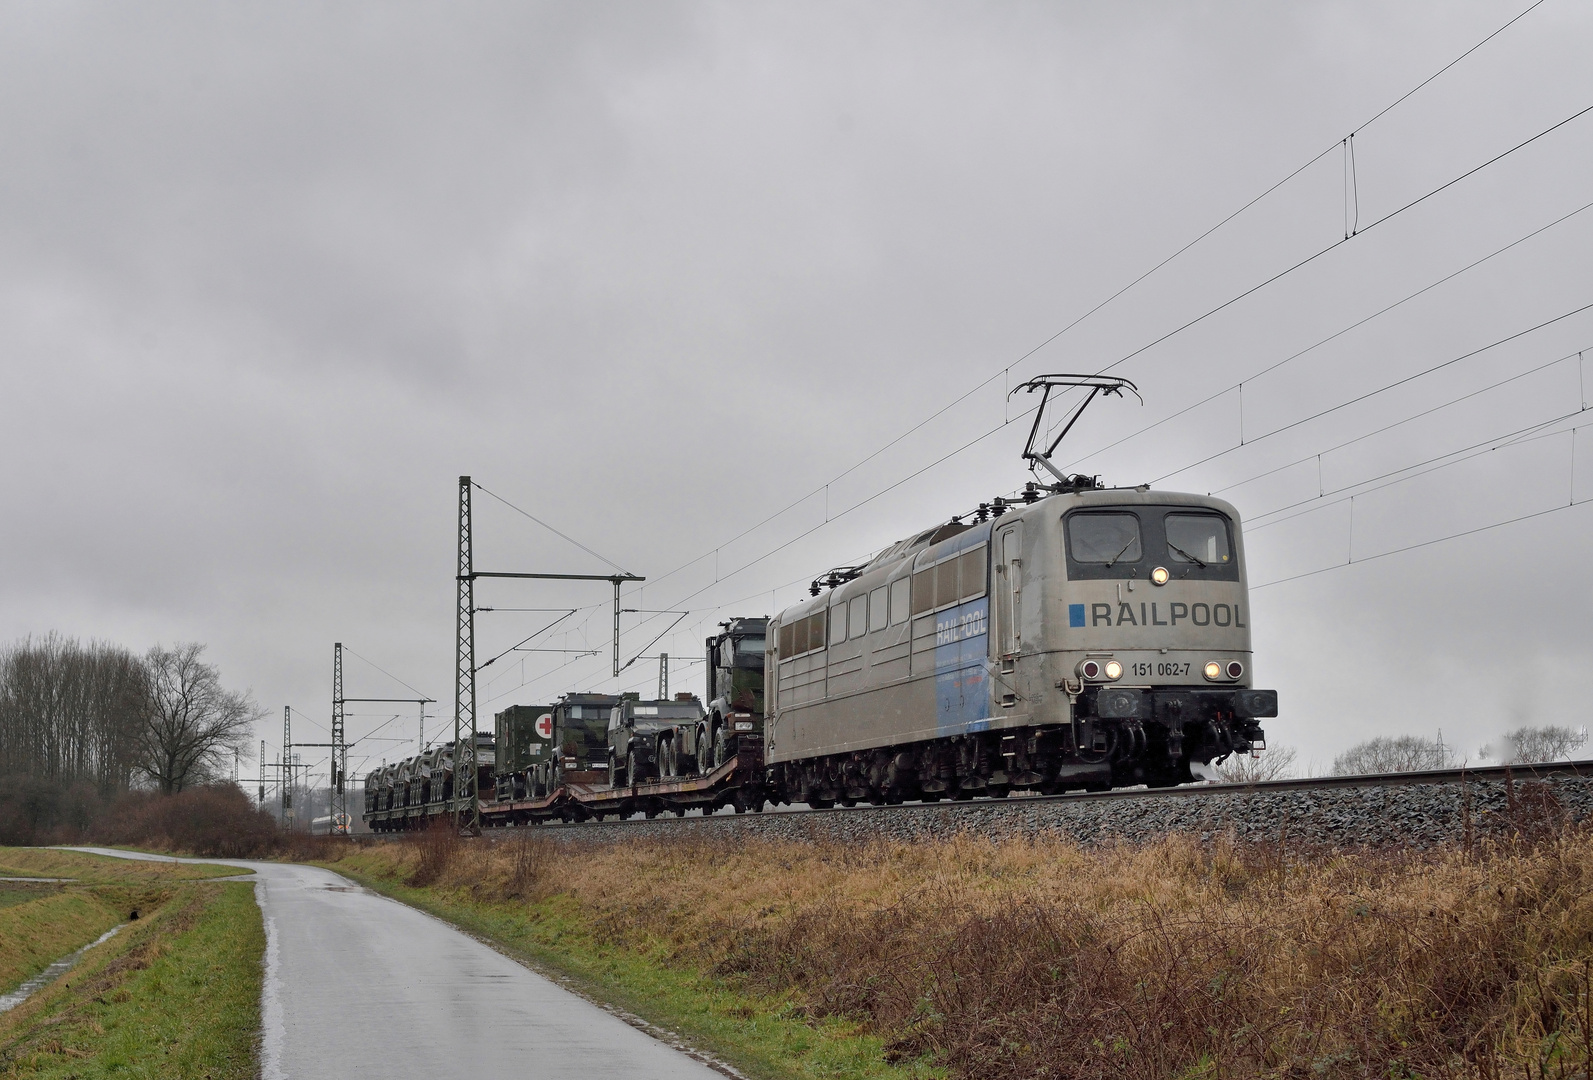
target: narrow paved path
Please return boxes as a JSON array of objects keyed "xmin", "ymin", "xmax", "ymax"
[{"xmin": 67, "ymin": 848, "xmax": 722, "ymax": 1080}]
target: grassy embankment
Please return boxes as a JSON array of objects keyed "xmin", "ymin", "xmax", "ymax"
[
  {"xmin": 327, "ymin": 802, "xmax": 1593, "ymax": 1080},
  {"xmin": 0, "ymin": 847, "xmax": 263, "ymax": 1080}
]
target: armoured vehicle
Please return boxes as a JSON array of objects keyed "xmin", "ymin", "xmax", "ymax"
[{"xmin": 608, "ymin": 694, "xmax": 707, "ymax": 786}]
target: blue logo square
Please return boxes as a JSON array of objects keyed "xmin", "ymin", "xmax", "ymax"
[{"xmin": 1068, "ymin": 603, "xmax": 1085, "ymax": 628}]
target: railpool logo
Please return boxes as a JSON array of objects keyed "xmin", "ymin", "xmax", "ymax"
[
  {"xmin": 1068, "ymin": 602, "xmax": 1245, "ymax": 629},
  {"xmin": 936, "ymin": 606, "xmax": 988, "ymax": 645}
]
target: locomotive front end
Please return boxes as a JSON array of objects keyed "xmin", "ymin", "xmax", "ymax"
[{"xmin": 1027, "ymin": 489, "xmax": 1275, "ymax": 785}]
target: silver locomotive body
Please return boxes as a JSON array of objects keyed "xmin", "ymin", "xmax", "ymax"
[{"xmin": 764, "ymin": 487, "xmax": 1275, "ymax": 804}]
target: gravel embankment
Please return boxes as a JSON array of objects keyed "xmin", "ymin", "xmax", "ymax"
[{"xmin": 524, "ymin": 772, "xmax": 1593, "ymax": 848}]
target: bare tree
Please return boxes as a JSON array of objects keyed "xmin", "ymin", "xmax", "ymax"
[
  {"xmin": 0, "ymin": 633, "xmax": 146, "ymax": 792},
  {"xmin": 1213, "ymin": 744, "xmax": 1298, "ymax": 783},
  {"xmin": 1331, "ymin": 735, "xmax": 1455, "ymax": 776},
  {"xmin": 1492, "ymin": 725, "xmax": 1589, "ymax": 764},
  {"xmin": 137, "ymin": 643, "xmax": 262, "ymax": 793}
]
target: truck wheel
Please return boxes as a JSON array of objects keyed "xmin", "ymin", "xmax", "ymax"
[
  {"xmin": 662, "ymin": 740, "xmax": 676, "ymax": 778},
  {"xmin": 714, "ymin": 728, "xmax": 729, "ymax": 768},
  {"xmin": 697, "ymin": 729, "xmax": 712, "ymax": 773},
  {"xmin": 609, "ymin": 756, "xmax": 623, "ymax": 789},
  {"xmin": 627, "ymin": 750, "xmax": 642, "ymax": 786}
]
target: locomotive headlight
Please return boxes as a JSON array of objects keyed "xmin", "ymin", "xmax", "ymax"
[
  {"xmin": 1203, "ymin": 661, "xmax": 1222, "ymax": 680},
  {"xmin": 1103, "ymin": 660, "xmax": 1123, "ymax": 680},
  {"xmin": 1150, "ymin": 566, "xmax": 1170, "ymax": 586}
]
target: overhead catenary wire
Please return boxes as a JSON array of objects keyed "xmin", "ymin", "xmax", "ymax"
[
  {"xmin": 463, "ymin": 3, "xmax": 1569, "ymax": 706},
  {"xmin": 1153, "ymin": 301, "xmax": 1593, "ymax": 485},
  {"xmin": 1253, "ymin": 492, "xmax": 1589, "ymax": 590},
  {"xmin": 624, "ymin": 91, "xmax": 1593, "ymax": 638},
  {"xmin": 1063, "ymin": 198, "xmax": 1593, "ymax": 471},
  {"xmin": 473, "ymin": 481, "xmax": 635, "ymax": 576},
  {"xmin": 620, "ymin": 5, "xmax": 1548, "ymax": 607},
  {"xmin": 1094, "ymin": 100, "xmax": 1593, "ymax": 379},
  {"xmin": 1245, "ymin": 407, "xmax": 1585, "ymax": 532},
  {"xmin": 1211, "ymin": 345, "xmax": 1592, "ymax": 501},
  {"xmin": 340, "ymin": 646, "xmax": 432, "ymax": 702}
]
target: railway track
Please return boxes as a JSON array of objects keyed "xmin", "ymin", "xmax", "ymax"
[{"xmin": 498, "ymin": 758, "xmax": 1593, "ymax": 848}]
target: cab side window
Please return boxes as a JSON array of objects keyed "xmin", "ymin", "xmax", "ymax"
[
  {"xmin": 889, "ymin": 577, "xmax": 910, "ymax": 625},
  {"xmin": 869, "ymin": 586, "xmax": 888, "ymax": 632}
]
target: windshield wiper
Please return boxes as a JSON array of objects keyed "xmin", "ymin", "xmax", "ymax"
[
  {"xmin": 1103, "ymin": 536, "xmax": 1138, "ymax": 568},
  {"xmin": 1167, "ymin": 542, "xmax": 1206, "ymax": 568}
]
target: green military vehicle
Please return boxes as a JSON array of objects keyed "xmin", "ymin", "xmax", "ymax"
[
  {"xmin": 527, "ymin": 692, "xmax": 621, "ymax": 798},
  {"xmin": 694, "ymin": 616, "xmax": 768, "ymax": 771},
  {"xmin": 494, "ymin": 703, "xmax": 554, "ymax": 802}
]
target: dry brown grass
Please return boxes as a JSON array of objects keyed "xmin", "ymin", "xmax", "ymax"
[{"xmin": 348, "ymin": 803, "xmax": 1593, "ymax": 1079}]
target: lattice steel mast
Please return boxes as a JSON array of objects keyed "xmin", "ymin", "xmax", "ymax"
[
  {"xmin": 330, "ymin": 643, "xmax": 347, "ymax": 834},
  {"xmin": 281, "ymin": 705, "xmax": 292, "ymax": 826},
  {"xmin": 454, "ymin": 476, "xmax": 479, "ymax": 832}
]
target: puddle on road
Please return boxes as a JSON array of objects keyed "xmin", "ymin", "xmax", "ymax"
[{"xmin": 0, "ymin": 925, "xmax": 125, "ymax": 1014}]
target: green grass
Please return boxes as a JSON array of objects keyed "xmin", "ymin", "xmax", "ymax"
[
  {"xmin": 0, "ymin": 886, "xmax": 58, "ymax": 912},
  {"xmin": 0, "ymin": 890, "xmax": 123, "ymax": 996},
  {"xmin": 0, "ymin": 881, "xmax": 263, "ymax": 1079},
  {"xmin": 0, "ymin": 848, "xmax": 243, "ymax": 884},
  {"xmin": 332, "ymin": 861, "xmax": 939, "ymax": 1080}
]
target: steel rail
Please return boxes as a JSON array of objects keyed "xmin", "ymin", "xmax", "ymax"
[{"xmin": 515, "ymin": 758, "xmax": 1593, "ymax": 833}]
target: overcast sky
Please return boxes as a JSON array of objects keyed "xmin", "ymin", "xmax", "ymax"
[{"xmin": 2, "ymin": 1, "xmax": 1590, "ymax": 780}]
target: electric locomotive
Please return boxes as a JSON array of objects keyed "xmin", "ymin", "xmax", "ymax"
[{"xmin": 763, "ymin": 376, "xmax": 1276, "ymax": 805}]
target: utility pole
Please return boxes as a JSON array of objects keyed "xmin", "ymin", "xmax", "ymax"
[
  {"xmin": 418, "ymin": 700, "xmax": 426, "ymax": 752},
  {"xmin": 259, "ymin": 739, "xmax": 266, "ymax": 806},
  {"xmin": 658, "ymin": 653, "xmax": 668, "ymax": 699}
]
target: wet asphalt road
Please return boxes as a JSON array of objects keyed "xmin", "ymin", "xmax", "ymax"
[{"xmin": 68, "ymin": 848, "xmax": 722, "ymax": 1080}]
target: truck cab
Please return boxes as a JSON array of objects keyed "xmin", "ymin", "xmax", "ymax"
[
  {"xmin": 699, "ymin": 617, "xmax": 768, "ymax": 770},
  {"xmin": 529, "ymin": 693, "xmax": 620, "ymax": 796}
]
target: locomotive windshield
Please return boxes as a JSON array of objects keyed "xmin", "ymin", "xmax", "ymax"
[
  {"xmin": 1064, "ymin": 507, "xmax": 1239, "ymax": 581},
  {"xmin": 1068, "ymin": 513, "xmax": 1142, "ymax": 564},
  {"xmin": 1164, "ymin": 512, "xmax": 1232, "ymax": 566}
]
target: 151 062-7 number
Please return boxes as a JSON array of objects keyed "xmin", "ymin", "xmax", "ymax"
[{"xmin": 1130, "ymin": 662, "xmax": 1191, "ymax": 678}]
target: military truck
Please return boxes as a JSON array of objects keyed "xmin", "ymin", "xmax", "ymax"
[
  {"xmin": 607, "ymin": 693, "xmax": 706, "ymax": 787},
  {"xmin": 527, "ymin": 693, "xmax": 620, "ymax": 798},
  {"xmin": 494, "ymin": 703, "xmax": 554, "ymax": 801},
  {"xmin": 694, "ymin": 617, "xmax": 768, "ymax": 771}
]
